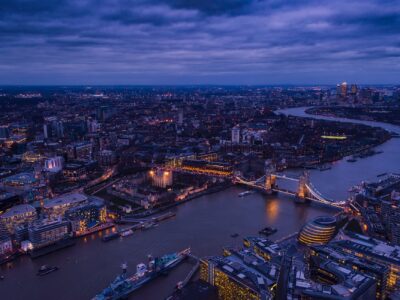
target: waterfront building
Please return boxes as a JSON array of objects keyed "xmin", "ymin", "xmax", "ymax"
[
  {"xmin": 28, "ymin": 218, "xmax": 70, "ymax": 249},
  {"xmin": 298, "ymin": 216, "xmax": 337, "ymax": 246},
  {"xmin": 65, "ymin": 197, "xmax": 107, "ymax": 235},
  {"xmin": 149, "ymin": 169, "xmax": 173, "ymax": 188},
  {"xmin": 43, "ymin": 193, "xmax": 88, "ymax": 219},
  {"xmin": 0, "ymin": 204, "xmax": 37, "ymax": 234},
  {"xmin": 0, "ymin": 224, "xmax": 12, "ymax": 256}
]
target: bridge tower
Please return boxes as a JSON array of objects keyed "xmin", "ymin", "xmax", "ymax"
[
  {"xmin": 265, "ymin": 161, "xmax": 277, "ymax": 194},
  {"xmin": 296, "ymin": 171, "xmax": 310, "ymax": 202}
]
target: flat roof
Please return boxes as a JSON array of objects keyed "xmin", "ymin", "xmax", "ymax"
[
  {"xmin": 0, "ymin": 204, "xmax": 36, "ymax": 218},
  {"xmin": 44, "ymin": 193, "xmax": 87, "ymax": 209}
]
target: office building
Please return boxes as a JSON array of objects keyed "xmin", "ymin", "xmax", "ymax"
[
  {"xmin": 231, "ymin": 126, "xmax": 241, "ymax": 144},
  {"xmin": 65, "ymin": 197, "xmax": 107, "ymax": 235},
  {"xmin": 0, "ymin": 204, "xmax": 37, "ymax": 234},
  {"xmin": 333, "ymin": 231, "xmax": 400, "ymax": 293},
  {"xmin": 0, "ymin": 224, "xmax": 12, "ymax": 256},
  {"xmin": 0, "ymin": 125, "xmax": 10, "ymax": 139},
  {"xmin": 28, "ymin": 218, "xmax": 70, "ymax": 249},
  {"xmin": 298, "ymin": 216, "xmax": 337, "ymax": 246},
  {"xmin": 200, "ymin": 248, "xmax": 277, "ymax": 300},
  {"xmin": 43, "ymin": 193, "xmax": 88, "ymax": 218}
]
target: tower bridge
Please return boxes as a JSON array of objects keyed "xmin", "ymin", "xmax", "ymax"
[
  {"xmin": 169, "ymin": 162, "xmax": 345, "ymax": 209},
  {"xmin": 235, "ymin": 168, "xmax": 345, "ymax": 209}
]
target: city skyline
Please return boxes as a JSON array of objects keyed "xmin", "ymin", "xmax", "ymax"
[{"xmin": 1, "ymin": 0, "xmax": 399, "ymax": 85}]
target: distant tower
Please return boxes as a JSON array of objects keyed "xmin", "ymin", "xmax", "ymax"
[
  {"xmin": 178, "ymin": 109, "xmax": 184, "ymax": 125},
  {"xmin": 231, "ymin": 126, "xmax": 240, "ymax": 144},
  {"xmin": 350, "ymin": 84, "xmax": 358, "ymax": 95},
  {"xmin": 340, "ymin": 82, "xmax": 348, "ymax": 98}
]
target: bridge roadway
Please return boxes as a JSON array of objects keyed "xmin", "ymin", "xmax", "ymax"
[
  {"xmin": 234, "ymin": 175, "xmax": 345, "ymax": 209},
  {"xmin": 169, "ymin": 167, "xmax": 345, "ymax": 209}
]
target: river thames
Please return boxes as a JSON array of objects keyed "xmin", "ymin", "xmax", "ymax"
[{"xmin": 1, "ymin": 107, "xmax": 400, "ymax": 300}]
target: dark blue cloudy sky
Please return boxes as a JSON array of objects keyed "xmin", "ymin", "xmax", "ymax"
[{"xmin": 0, "ymin": 0, "xmax": 399, "ymax": 85}]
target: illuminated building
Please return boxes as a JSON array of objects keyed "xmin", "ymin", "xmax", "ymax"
[
  {"xmin": 65, "ymin": 197, "xmax": 107, "ymax": 235},
  {"xmin": 63, "ymin": 162, "xmax": 88, "ymax": 181},
  {"xmin": 0, "ymin": 224, "xmax": 12, "ymax": 256},
  {"xmin": 43, "ymin": 193, "xmax": 88, "ymax": 218},
  {"xmin": 166, "ymin": 152, "xmax": 218, "ymax": 168},
  {"xmin": 22, "ymin": 151, "xmax": 44, "ymax": 163},
  {"xmin": 0, "ymin": 204, "xmax": 37, "ymax": 234},
  {"xmin": 333, "ymin": 231, "xmax": 400, "ymax": 294},
  {"xmin": 180, "ymin": 160, "xmax": 233, "ymax": 177},
  {"xmin": 2, "ymin": 172, "xmax": 37, "ymax": 188},
  {"xmin": 66, "ymin": 141, "xmax": 92, "ymax": 160},
  {"xmin": 289, "ymin": 256, "xmax": 377, "ymax": 299},
  {"xmin": 231, "ymin": 125, "xmax": 241, "ymax": 144},
  {"xmin": 149, "ymin": 169, "xmax": 173, "ymax": 188},
  {"xmin": 298, "ymin": 216, "xmax": 337, "ymax": 246},
  {"xmin": 44, "ymin": 156, "xmax": 64, "ymax": 173},
  {"xmin": 321, "ymin": 135, "xmax": 347, "ymax": 140},
  {"xmin": 28, "ymin": 218, "xmax": 70, "ymax": 249},
  {"xmin": 200, "ymin": 248, "xmax": 277, "ymax": 300},
  {"xmin": 309, "ymin": 244, "xmax": 388, "ymax": 299},
  {"xmin": 243, "ymin": 237, "xmax": 282, "ymax": 262},
  {"xmin": 340, "ymin": 82, "xmax": 347, "ymax": 97}
]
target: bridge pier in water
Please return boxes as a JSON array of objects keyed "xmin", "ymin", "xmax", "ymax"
[
  {"xmin": 265, "ymin": 163, "xmax": 278, "ymax": 195},
  {"xmin": 295, "ymin": 171, "xmax": 310, "ymax": 203}
]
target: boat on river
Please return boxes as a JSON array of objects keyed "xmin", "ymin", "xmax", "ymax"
[
  {"xmin": 238, "ymin": 191, "xmax": 254, "ymax": 197},
  {"xmin": 37, "ymin": 265, "xmax": 58, "ymax": 276}
]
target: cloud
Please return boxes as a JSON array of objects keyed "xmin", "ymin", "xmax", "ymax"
[{"xmin": 0, "ymin": 0, "xmax": 399, "ymax": 84}]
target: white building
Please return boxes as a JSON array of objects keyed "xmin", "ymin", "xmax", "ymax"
[
  {"xmin": 44, "ymin": 156, "xmax": 64, "ymax": 173},
  {"xmin": 231, "ymin": 125, "xmax": 241, "ymax": 144}
]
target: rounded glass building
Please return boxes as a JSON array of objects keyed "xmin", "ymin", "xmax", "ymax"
[{"xmin": 298, "ymin": 216, "xmax": 337, "ymax": 246}]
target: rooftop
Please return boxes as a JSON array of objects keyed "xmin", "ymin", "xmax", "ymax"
[
  {"xmin": 43, "ymin": 193, "xmax": 88, "ymax": 209},
  {"xmin": 0, "ymin": 204, "xmax": 36, "ymax": 218}
]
